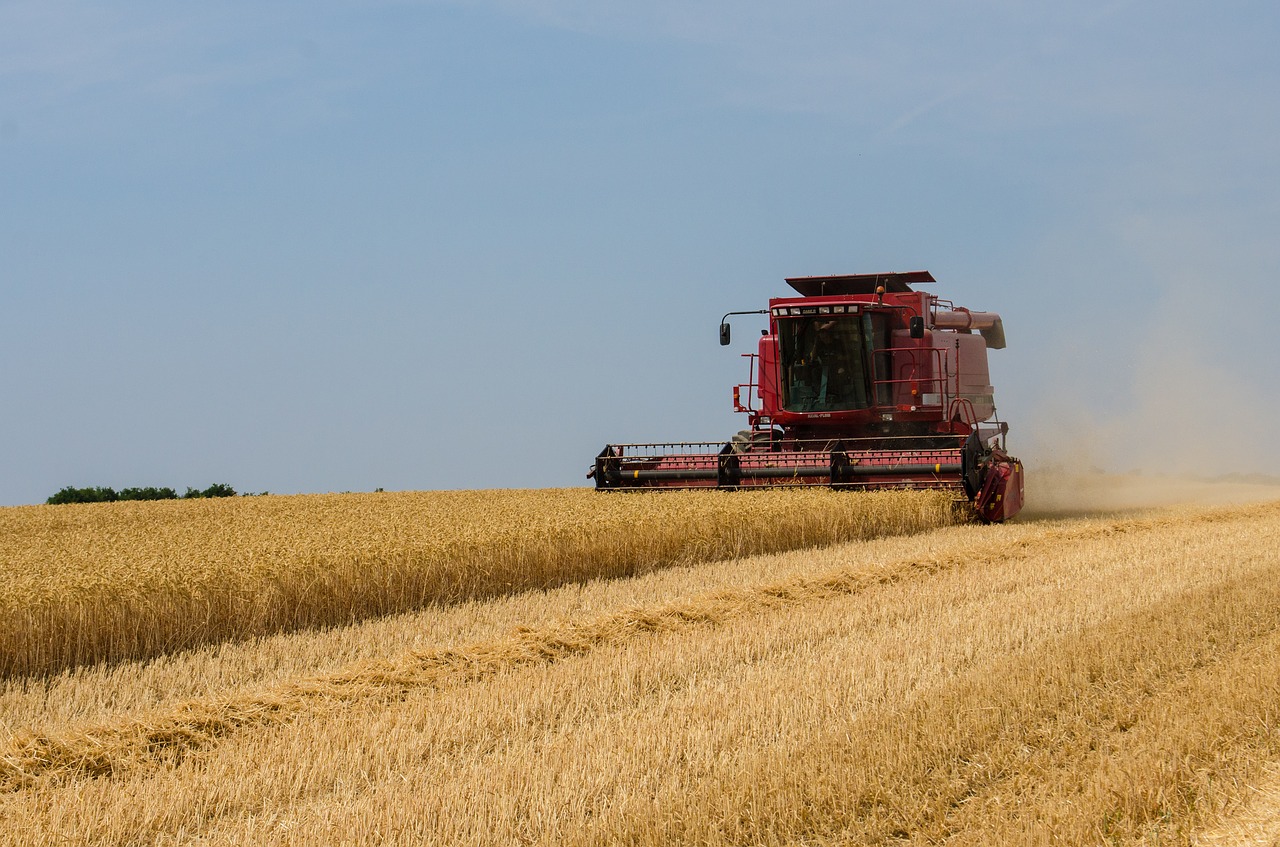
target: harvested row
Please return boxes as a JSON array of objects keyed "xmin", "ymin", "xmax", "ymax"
[
  {"xmin": 4, "ymin": 500, "xmax": 1280, "ymax": 845},
  {"xmin": 0, "ymin": 488, "xmax": 962, "ymax": 679}
]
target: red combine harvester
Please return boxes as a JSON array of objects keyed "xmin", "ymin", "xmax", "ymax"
[{"xmin": 589, "ymin": 271, "xmax": 1024, "ymax": 521}]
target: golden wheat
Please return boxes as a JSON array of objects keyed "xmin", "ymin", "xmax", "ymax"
[
  {"xmin": 1, "ymin": 499, "xmax": 1278, "ymax": 845},
  {"xmin": 0, "ymin": 488, "xmax": 962, "ymax": 679}
]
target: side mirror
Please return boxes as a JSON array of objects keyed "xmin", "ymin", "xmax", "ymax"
[
  {"xmin": 909, "ymin": 316, "xmax": 925, "ymax": 339},
  {"xmin": 719, "ymin": 322, "xmax": 731, "ymax": 346}
]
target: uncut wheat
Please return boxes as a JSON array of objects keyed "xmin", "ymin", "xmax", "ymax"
[{"xmin": 0, "ymin": 487, "xmax": 962, "ymax": 678}]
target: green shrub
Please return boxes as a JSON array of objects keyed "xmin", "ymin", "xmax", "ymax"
[
  {"xmin": 118, "ymin": 487, "xmax": 179, "ymax": 501},
  {"xmin": 46, "ymin": 486, "xmax": 119, "ymax": 505},
  {"xmin": 49, "ymin": 484, "xmax": 238, "ymax": 504},
  {"xmin": 182, "ymin": 484, "xmax": 237, "ymax": 499}
]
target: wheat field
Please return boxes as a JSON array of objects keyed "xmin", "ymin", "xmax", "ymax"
[
  {"xmin": 0, "ymin": 488, "xmax": 961, "ymax": 679},
  {"xmin": 1, "ymin": 489, "xmax": 1279, "ymax": 845}
]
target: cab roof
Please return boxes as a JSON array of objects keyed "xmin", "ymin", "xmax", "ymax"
[{"xmin": 784, "ymin": 271, "xmax": 936, "ymax": 297}]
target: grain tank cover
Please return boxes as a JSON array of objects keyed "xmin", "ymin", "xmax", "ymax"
[{"xmin": 784, "ymin": 271, "xmax": 937, "ymax": 297}]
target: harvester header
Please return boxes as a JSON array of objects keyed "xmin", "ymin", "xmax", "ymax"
[{"xmin": 589, "ymin": 270, "xmax": 1024, "ymax": 521}]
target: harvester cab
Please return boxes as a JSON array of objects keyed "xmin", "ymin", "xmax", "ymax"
[{"xmin": 590, "ymin": 271, "xmax": 1024, "ymax": 522}]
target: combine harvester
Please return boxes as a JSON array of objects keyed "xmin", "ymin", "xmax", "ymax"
[{"xmin": 589, "ymin": 271, "xmax": 1024, "ymax": 521}]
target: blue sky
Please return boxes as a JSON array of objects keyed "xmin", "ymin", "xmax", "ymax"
[{"xmin": 3, "ymin": 1, "xmax": 1278, "ymax": 504}]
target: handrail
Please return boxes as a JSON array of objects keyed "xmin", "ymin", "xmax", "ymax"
[
  {"xmin": 733, "ymin": 352, "xmax": 759, "ymax": 413},
  {"xmin": 740, "ymin": 343, "xmax": 963, "ymax": 416},
  {"xmin": 947, "ymin": 398, "xmax": 978, "ymax": 427},
  {"xmin": 872, "ymin": 345, "xmax": 949, "ymax": 406}
]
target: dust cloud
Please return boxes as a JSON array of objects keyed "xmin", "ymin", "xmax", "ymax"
[
  {"xmin": 1020, "ymin": 468, "xmax": 1280, "ymax": 519},
  {"xmin": 1012, "ymin": 257, "xmax": 1280, "ymax": 518}
]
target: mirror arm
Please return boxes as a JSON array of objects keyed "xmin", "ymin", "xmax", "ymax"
[{"xmin": 719, "ymin": 310, "xmax": 768, "ymax": 346}]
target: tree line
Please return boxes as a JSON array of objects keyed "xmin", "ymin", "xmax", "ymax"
[{"xmin": 46, "ymin": 484, "xmax": 244, "ymax": 505}]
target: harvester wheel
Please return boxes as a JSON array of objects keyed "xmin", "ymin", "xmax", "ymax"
[{"xmin": 729, "ymin": 429, "xmax": 771, "ymax": 454}]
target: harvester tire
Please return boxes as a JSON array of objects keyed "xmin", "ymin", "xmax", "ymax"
[{"xmin": 729, "ymin": 429, "xmax": 772, "ymax": 454}]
